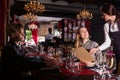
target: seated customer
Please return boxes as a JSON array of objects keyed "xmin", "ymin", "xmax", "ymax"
[
  {"xmin": 1, "ymin": 23, "xmax": 46, "ymax": 79},
  {"xmin": 74, "ymin": 26, "xmax": 102, "ymax": 66}
]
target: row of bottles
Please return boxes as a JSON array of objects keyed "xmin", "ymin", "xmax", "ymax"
[{"xmin": 62, "ymin": 19, "xmax": 90, "ymax": 43}]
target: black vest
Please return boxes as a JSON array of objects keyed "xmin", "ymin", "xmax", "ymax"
[{"xmin": 109, "ymin": 22, "xmax": 120, "ymax": 47}]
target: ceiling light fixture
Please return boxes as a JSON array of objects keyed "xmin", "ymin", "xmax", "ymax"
[
  {"xmin": 76, "ymin": 3, "xmax": 93, "ymax": 20},
  {"xmin": 22, "ymin": 12, "xmax": 38, "ymax": 21},
  {"xmin": 24, "ymin": 0, "xmax": 45, "ymax": 14}
]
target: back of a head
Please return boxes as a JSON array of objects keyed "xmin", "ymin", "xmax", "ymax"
[
  {"xmin": 100, "ymin": 3, "xmax": 117, "ymax": 16},
  {"xmin": 48, "ymin": 28, "xmax": 52, "ymax": 33},
  {"xmin": 7, "ymin": 23, "xmax": 23, "ymax": 37}
]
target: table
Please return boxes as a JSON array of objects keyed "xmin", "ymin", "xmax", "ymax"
[
  {"xmin": 33, "ymin": 68, "xmax": 96, "ymax": 80},
  {"xmin": 27, "ymin": 53, "xmax": 96, "ymax": 80},
  {"xmin": 27, "ymin": 53, "xmax": 118, "ymax": 80}
]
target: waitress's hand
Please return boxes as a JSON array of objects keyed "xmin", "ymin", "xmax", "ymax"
[{"xmin": 89, "ymin": 48, "xmax": 100, "ymax": 54}]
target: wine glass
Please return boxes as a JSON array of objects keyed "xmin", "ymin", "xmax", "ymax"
[
  {"xmin": 39, "ymin": 45, "xmax": 45, "ymax": 54},
  {"xmin": 47, "ymin": 46, "xmax": 54, "ymax": 58},
  {"xmin": 65, "ymin": 51, "xmax": 81, "ymax": 74},
  {"xmin": 56, "ymin": 48, "xmax": 63, "ymax": 56},
  {"xmin": 65, "ymin": 58, "xmax": 81, "ymax": 74},
  {"xmin": 94, "ymin": 53, "xmax": 117, "ymax": 80}
]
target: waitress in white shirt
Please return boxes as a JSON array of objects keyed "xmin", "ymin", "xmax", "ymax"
[{"xmin": 91, "ymin": 3, "xmax": 120, "ymax": 74}]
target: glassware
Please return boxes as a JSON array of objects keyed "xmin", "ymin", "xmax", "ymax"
[
  {"xmin": 55, "ymin": 48, "xmax": 63, "ymax": 58},
  {"xmin": 47, "ymin": 46, "xmax": 54, "ymax": 58},
  {"xmin": 65, "ymin": 58, "xmax": 81, "ymax": 74},
  {"xmin": 94, "ymin": 52, "xmax": 116, "ymax": 80},
  {"xmin": 65, "ymin": 50, "xmax": 81, "ymax": 74},
  {"xmin": 39, "ymin": 45, "xmax": 45, "ymax": 54}
]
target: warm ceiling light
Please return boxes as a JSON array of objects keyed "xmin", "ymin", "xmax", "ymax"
[
  {"xmin": 22, "ymin": 12, "xmax": 38, "ymax": 21},
  {"xmin": 24, "ymin": 0, "xmax": 45, "ymax": 14},
  {"xmin": 76, "ymin": 3, "xmax": 93, "ymax": 20}
]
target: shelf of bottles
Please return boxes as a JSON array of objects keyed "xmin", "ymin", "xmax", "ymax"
[
  {"xmin": 62, "ymin": 19, "xmax": 91, "ymax": 43},
  {"xmin": 62, "ymin": 19, "xmax": 81, "ymax": 43}
]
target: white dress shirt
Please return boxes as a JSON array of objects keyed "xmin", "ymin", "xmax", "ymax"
[{"xmin": 99, "ymin": 22, "xmax": 119, "ymax": 51}]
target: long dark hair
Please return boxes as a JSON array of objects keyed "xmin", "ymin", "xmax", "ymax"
[
  {"xmin": 100, "ymin": 3, "xmax": 120, "ymax": 23},
  {"xmin": 100, "ymin": 3, "xmax": 117, "ymax": 16}
]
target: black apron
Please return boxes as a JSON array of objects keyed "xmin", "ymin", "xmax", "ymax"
[
  {"xmin": 109, "ymin": 22, "xmax": 120, "ymax": 74},
  {"xmin": 109, "ymin": 22, "xmax": 120, "ymax": 61}
]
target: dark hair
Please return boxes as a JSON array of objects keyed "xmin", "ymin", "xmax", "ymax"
[
  {"xmin": 48, "ymin": 28, "xmax": 52, "ymax": 33},
  {"xmin": 7, "ymin": 23, "xmax": 23, "ymax": 37},
  {"xmin": 48, "ymin": 28, "xmax": 52, "ymax": 31},
  {"xmin": 100, "ymin": 3, "xmax": 117, "ymax": 16}
]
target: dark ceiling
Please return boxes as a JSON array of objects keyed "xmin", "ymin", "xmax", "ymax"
[
  {"xmin": 51, "ymin": 0, "xmax": 120, "ymax": 6},
  {"xmin": 51, "ymin": 0, "xmax": 120, "ymax": 11},
  {"xmin": 51, "ymin": 0, "xmax": 103, "ymax": 5},
  {"xmin": 11, "ymin": 0, "xmax": 120, "ymax": 19}
]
